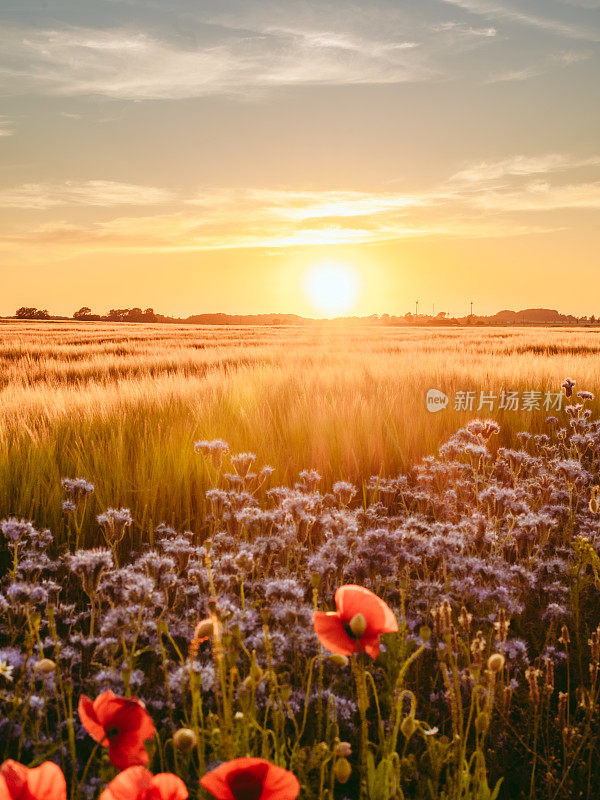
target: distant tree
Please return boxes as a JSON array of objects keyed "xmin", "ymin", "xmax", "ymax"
[
  {"xmin": 436, "ymin": 311, "xmax": 447, "ymax": 319},
  {"xmin": 16, "ymin": 307, "xmax": 37, "ymax": 319},
  {"xmin": 73, "ymin": 306, "xmax": 92, "ymax": 320},
  {"xmin": 15, "ymin": 307, "xmax": 49, "ymax": 319},
  {"xmin": 591, "ymin": 315, "xmax": 597, "ymax": 324},
  {"xmin": 107, "ymin": 309, "xmax": 130, "ymax": 321}
]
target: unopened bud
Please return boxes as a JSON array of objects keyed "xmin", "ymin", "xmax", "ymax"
[
  {"xmin": 589, "ymin": 497, "xmax": 599, "ymax": 514},
  {"xmin": 400, "ymin": 715, "xmax": 418, "ymax": 740},
  {"xmin": 349, "ymin": 613, "xmax": 367, "ymax": 638},
  {"xmin": 174, "ymin": 728, "xmax": 197, "ymax": 753},
  {"xmin": 329, "ymin": 654, "xmax": 349, "ymax": 668},
  {"xmin": 195, "ymin": 618, "xmax": 214, "ymax": 639},
  {"xmin": 487, "ymin": 653, "xmax": 505, "ymax": 673},
  {"xmin": 419, "ymin": 626, "xmax": 432, "ymax": 642},
  {"xmin": 35, "ymin": 659, "xmax": 56, "ymax": 674},
  {"xmin": 475, "ymin": 712, "xmax": 489, "ymax": 735},
  {"xmin": 334, "ymin": 758, "xmax": 352, "ymax": 784},
  {"xmin": 335, "ymin": 742, "xmax": 352, "ymax": 757}
]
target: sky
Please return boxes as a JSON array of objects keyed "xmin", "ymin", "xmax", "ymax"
[{"xmin": 0, "ymin": 0, "xmax": 599, "ymax": 318}]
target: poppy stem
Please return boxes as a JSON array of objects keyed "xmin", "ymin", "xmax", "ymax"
[
  {"xmin": 77, "ymin": 740, "xmax": 101, "ymax": 794},
  {"xmin": 352, "ymin": 653, "xmax": 370, "ymax": 800}
]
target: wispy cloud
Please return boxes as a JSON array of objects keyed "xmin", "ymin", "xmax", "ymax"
[
  {"xmin": 1, "ymin": 152, "xmax": 597, "ymax": 258},
  {"xmin": 0, "ymin": 117, "xmax": 14, "ymax": 137},
  {"xmin": 487, "ymin": 49, "xmax": 590, "ymax": 81},
  {"xmin": 439, "ymin": 0, "xmax": 600, "ymax": 40},
  {"xmin": 0, "ymin": 25, "xmax": 433, "ymax": 100},
  {"xmin": 0, "ymin": 180, "xmax": 176, "ymax": 209},
  {"xmin": 433, "ymin": 21, "xmax": 497, "ymax": 37},
  {"xmin": 449, "ymin": 153, "xmax": 600, "ymax": 183},
  {"xmin": 471, "ymin": 181, "xmax": 600, "ymax": 210}
]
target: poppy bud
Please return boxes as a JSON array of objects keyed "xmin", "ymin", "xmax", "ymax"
[
  {"xmin": 419, "ymin": 626, "xmax": 432, "ymax": 642},
  {"xmin": 334, "ymin": 758, "xmax": 352, "ymax": 784},
  {"xmin": 475, "ymin": 712, "xmax": 489, "ymax": 735},
  {"xmin": 335, "ymin": 741, "xmax": 352, "ymax": 757},
  {"xmin": 174, "ymin": 727, "xmax": 197, "ymax": 753},
  {"xmin": 400, "ymin": 715, "xmax": 418, "ymax": 740},
  {"xmin": 590, "ymin": 497, "xmax": 599, "ymax": 514},
  {"xmin": 35, "ymin": 658, "xmax": 56, "ymax": 674},
  {"xmin": 329, "ymin": 654, "xmax": 349, "ymax": 668},
  {"xmin": 487, "ymin": 653, "xmax": 505, "ymax": 673},
  {"xmin": 310, "ymin": 573, "xmax": 321, "ymax": 588},
  {"xmin": 194, "ymin": 618, "xmax": 214, "ymax": 639},
  {"xmin": 349, "ymin": 613, "xmax": 367, "ymax": 637}
]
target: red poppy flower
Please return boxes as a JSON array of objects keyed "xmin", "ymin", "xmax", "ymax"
[
  {"xmin": 78, "ymin": 691, "xmax": 155, "ymax": 770},
  {"xmin": 200, "ymin": 757, "xmax": 299, "ymax": 800},
  {"xmin": 0, "ymin": 760, "xmax": 66, "ymax": 800},
  {"xmin": 100, "ymin": 767, "xmax": 188, "ymax": 800},
  {"xmin": 313, "ymin": 584, "xmax": 398, "ymax": 659}
]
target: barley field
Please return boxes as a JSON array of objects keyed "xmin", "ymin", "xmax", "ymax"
[{"xmin": 1, "ymin": 321, "xmax": 599, "ymax": 546}]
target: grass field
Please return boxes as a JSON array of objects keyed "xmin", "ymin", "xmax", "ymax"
[{"xmin": 1, "ymin": 321, "xmax": 600, "ymax": 546}]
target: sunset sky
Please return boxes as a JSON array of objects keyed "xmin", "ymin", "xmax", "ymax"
[{"xmin": 1, "ymin": 0, "xmax": 599, "ymax": 317}]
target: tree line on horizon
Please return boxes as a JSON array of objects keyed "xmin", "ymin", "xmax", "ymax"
[{"xmin": 8, "ymin": 305, "xmax": 599, "ymax": 326}]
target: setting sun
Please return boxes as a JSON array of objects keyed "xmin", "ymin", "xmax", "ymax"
[{"xmin": 303, "ymin": 261, "xmax": 361, "ymax": 316}]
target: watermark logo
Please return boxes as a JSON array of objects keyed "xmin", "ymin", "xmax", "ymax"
[
  {"xmin": 426, "ymin": 388, "xmax": 449, "ymax": 413},
  {"xmin": 425, "ymin": 389, "xmax": 564, "ymax": 413}
]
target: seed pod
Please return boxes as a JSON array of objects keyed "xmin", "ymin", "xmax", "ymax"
[
  {"xmin": 334, "ymin": 758, "xmax": 352, "ymax": 784},
  {"xmin": 173, "ymin": 728, "xmax": 197, "ymax": 753},
  {"xmin": 349, "ymin": 613, "xmax": 367, "ymax": 637}
]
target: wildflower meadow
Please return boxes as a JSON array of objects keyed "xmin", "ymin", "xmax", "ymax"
[{"xmin": 1, "ymin": 323, "xmax": 600, "ymax": 798}]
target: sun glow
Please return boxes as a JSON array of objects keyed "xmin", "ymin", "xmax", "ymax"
[{"xmin": 303, "ymin": 261, "xmax": 361, "ymax": 316}]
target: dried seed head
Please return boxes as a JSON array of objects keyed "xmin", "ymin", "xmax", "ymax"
[
  {"xmin": 556, "ymin": 692, "xmax": 568, "ymax": 729},
  {"xmin": 494, "ymin": 609, "xmax": 510, "ymax": 643},
  {"xmin": 525, "ymin": 666, "xmax": 541, "ymax": 707},
  {"xmin": 543, "ymin": 658, "xmax": 555, "ymax": 694},
  {"xmin": 470, "ymin": 630, "xmax": 486, "ymax": 668},
  {"xmin": 458, "ymin": 606, "xmax": 473, "ymax": 635}
]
